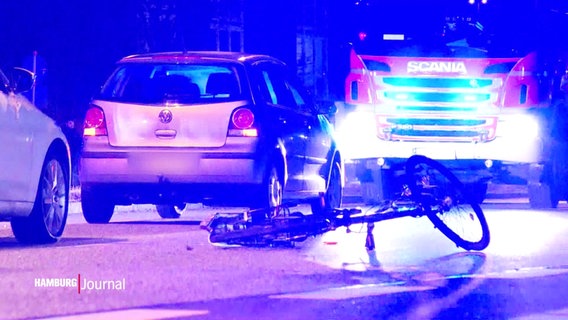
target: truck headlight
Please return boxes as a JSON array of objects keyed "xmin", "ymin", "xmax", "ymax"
[
  {"xmin": 335, "ymin": 111, "xmax": 378, "ymax": 152},
  {"xmin": 497, "ymin": 114, "xmax": 540, "ymax": 140},
  {"xmin": 337, "ymin": 111, "xmax": 377, "ymax": 138}
]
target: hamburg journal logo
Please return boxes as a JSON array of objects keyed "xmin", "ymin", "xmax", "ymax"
[{"xmin": 34, "ymin": 274, "xmax": 126, "ymax": 294}]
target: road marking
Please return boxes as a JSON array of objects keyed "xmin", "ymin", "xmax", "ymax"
[
  {"xmin": 512, "ymin": 307, "xmax": 568, "ymax": 320},
  {"xmin": 38, "ymin": 308, "xmax": 208, "ymax": 320},
  {"xmin": 475, "ymin": 266, "xmax": 568, "ymax": 279},
  {"xmin": 272, "ymin": 265, "xmax": 568, "ymax": 301},
  {"xmin": 270, "ymin": 283, "xmax": 436, "ymax": 300}
]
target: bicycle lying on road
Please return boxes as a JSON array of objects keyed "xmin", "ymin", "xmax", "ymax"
[{"xmin": 202, "ymin": 155, "xmax": 491, "ymax": 251}]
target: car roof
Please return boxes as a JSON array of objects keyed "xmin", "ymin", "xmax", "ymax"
[{"xmin": 118, "ymin": 51, "xmax": 285, "ymax": 66}]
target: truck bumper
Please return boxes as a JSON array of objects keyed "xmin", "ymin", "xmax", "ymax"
[{"xmin": 341, "ymin": 136, "xmax": 547, "ymax": 165}]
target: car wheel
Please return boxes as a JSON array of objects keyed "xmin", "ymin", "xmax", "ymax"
[
  {"xmin": 11, "ymin": 153, "xmax": 69, "ymax": 244},
  {"xmin": 312, "ymin": 162, "xmax": 343, "ymax": 215},
  {"xmin": 81, "ymin": 186, "xmax": 115, "ymax": 223},
  {"xmin": 155, "ymin": 204, "xmax": 185, "ymax": 219},
  {"xmin": 252, "ymin": 165, "xmax": 283, "ymax": 209}
]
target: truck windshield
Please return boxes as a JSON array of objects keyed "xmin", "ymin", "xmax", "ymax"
[{"xmin": 350, "ymin": 0, "xmax": 566, "ymax": 58}]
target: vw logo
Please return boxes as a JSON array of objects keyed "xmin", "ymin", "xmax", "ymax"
[{"xmin": 158, "ymin": 109, "xmax": 173, "ymax": 124}]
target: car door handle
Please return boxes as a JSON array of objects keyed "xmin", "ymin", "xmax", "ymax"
[{"xmin": 155, "ymin": 129, "xmax": 177, "ymax": 139}]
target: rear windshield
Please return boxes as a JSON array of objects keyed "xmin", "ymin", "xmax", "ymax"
[{"xmin": 97, "ymin": 63, "xmax": 245, "ymax": 104}]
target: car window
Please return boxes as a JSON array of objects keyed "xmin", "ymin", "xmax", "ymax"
[
  {"xmin": 289, "ymin": 84, "xmax": 305, "ymax": 106},
  {"xmin": 0, "ymin": 69, "xmax": 9, "ymax": 94},
  {"xmin": 288, "ymin": 83, "xmax": 314, "ymax": 113},
  {"xmin": 261, "ymin": 71, "xmax": 278, "ymax": 104},
  {"xmin": 98, "ymin": 63, "xmax": 244, "ymax": 104},
  {"xmin": 257, "ymin": 63, "xmax": 297, "ymax": 109}
]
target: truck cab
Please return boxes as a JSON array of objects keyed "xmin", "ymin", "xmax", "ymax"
[{"xmin": 334, "ymin": 0, "xmax": 568, "ymax": 207}]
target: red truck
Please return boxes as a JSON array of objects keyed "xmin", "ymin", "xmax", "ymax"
[{"xmin": 334, "ymin": 2, "xmax": 568, "ymax": 208}]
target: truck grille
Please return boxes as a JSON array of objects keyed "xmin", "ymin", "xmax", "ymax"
[
  {"xmin": 383, "ymin": 77, "xmax": 493, "ymax": 88},
  {"xmin": 380, "ymin": 117, "xmax": 495, "ymax": 142},
  {"xmin": 390, "ymin": 129, "xmax": 481, "ymax": 138},
  {"xmin": 384, "ymin": 92, "xmax": 491, "ymax": 103},
  {"xmin": 387, "ymin": 118, "xmax": 486, "ymax": 126},
  {"xmin": 394, "ymin": 106, "xmax": 478, "ymax": 112}
]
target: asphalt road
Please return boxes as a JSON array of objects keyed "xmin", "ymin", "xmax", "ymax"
[{"xmin": 1, "ymin": 195, "xmax": 568, "ymax": 320}]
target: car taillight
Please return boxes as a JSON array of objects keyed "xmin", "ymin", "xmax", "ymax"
[
  {"xmin": 83, "ymin": 106, "xmax": 107, "ymax": 136},
  {"xmin": 228, "ymin": 107, "xmax": 258, "ymax": 137}
]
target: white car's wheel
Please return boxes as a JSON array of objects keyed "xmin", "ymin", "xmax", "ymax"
[{"xmin": 11, "ymin": 153, "xmax": 69, "ymax": 244}]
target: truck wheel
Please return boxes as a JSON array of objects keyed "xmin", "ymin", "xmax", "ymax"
[
  {"xmin": 528, "ymin": 162, "xmax": 561, "ymax": 209},
  {"xmin": 528, "ymin": 183, "xmax": 559, "ymax": 209},
  {"xmin": 465, "ymin": 182, "xmax": 488, "ymax": 204},
  {"xmin": 358, "ymin": 166, "xmax": 396, "ymax": 205},
  {"xmin": 529, "ymin": 109, "xmax": 568, "ymax": 208}
]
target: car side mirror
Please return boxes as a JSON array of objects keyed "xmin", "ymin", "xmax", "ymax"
[
  {"xmin": 7, "ymin": 67, "xmax": 35, "ymax": 94},
  {"xmin": 316, "ymin": 101, "xmax": 337, "ymax": 116}
]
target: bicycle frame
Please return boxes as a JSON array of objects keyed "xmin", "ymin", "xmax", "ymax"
[{"xmin": 205, "ymin": 200, "xmax": 417, "ymax": 247}]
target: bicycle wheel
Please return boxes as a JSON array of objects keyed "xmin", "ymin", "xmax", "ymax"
[{"xmin": 405, "ymin": 155, "xmax": 490, "ymax": 251}]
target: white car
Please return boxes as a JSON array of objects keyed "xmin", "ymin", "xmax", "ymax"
[{"xmin": 0, "ymin": 67, "xmax": 71, "ymax": 243}]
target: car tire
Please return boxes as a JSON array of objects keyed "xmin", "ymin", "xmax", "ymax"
[
  {"xmin": 11, "ymin": 153, "xmax": 69, "ymax": 244},
  {"xmin": 252, "ymin": 164, "xmax": 283, "ymax": 209},
  {"xmin": 311, "ymin": 162, "xmax": 343, "ymax": 215},
  {"xmin": 155, "ymin": 204, "xmax": 185, "ymax": 219},
  {"xmin": 81, "ymin": 186, "xmax": 115, "ymax": 223}
]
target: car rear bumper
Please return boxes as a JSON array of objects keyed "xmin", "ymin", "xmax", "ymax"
[
  {"xmin": 80, "ymin": 181, "xmax": 266, "ymax": 206},
  {"xmin": 80, "ymin": 137, "xmax": 264, "ymax": 185},
  {"xmin": 80, "ymin": 150, "xmax": 264, "ymax": 206},
  {"xmin": 80, "ymin": 153, "xmax": 262, "ymax": 184}
]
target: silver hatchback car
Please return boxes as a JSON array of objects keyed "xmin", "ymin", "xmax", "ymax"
[{"xmin": 80, "ymin": 51, "xmax": 343, "ymax": 223}]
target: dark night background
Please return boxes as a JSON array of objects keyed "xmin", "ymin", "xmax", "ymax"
[
  {"xmin": 1, "ymin": 0, "xmax": 567, "ymax": 126},
  {"xmin": 1, "ymin": 0, "xmax": 140, "ymax": 122},
  {"xmin": 0, "ymin": 0, "xmax": 355, "ymax": 125}
]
